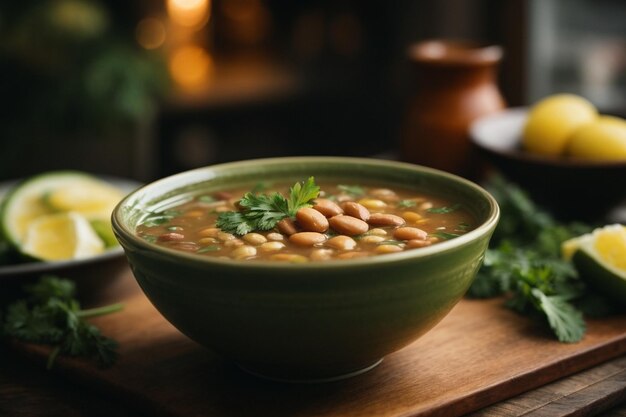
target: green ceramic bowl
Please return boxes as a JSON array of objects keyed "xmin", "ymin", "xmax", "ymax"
[{"xmin": 112, "ymin": 157, "xmax": 499, "ymax": 382}]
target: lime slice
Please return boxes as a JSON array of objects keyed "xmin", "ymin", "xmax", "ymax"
[
  {"xmin": 22, "ymin": 212, "xmax": 105, "ymax": 261},
  {"xmin": 90, "ymin": 218, "xmax": 119, "ymax": 248},
  {"xmin": 0, "ymin": 171, "xmax": 124, "ymax": 249},
  {"xmin": 44, "ymin": 176, "xmax": 125, "ymax": 220},
  {"xmin": 562, "ymin": 224, "xmax": 626, "ymax": 302}
]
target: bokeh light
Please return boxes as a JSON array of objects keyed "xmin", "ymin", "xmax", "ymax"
[
  {"xmin": 169, "ymin": 45, "xmax": 214, "ymax": 89},
  {"xmin": 136, "ymin": 18, "xmax": 166, "ymax": 49},
  {"xmin": 167, "ymin": 0, "xmax": 211, "ymax": 28}
]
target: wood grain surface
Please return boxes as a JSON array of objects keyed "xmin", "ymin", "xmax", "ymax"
[{"xmin": 13, "ymin": 273, "xmax": 626, "ymax": 417}]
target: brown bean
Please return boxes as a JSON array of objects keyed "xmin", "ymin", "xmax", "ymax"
[
  {"xmin": 289, "ymin": 232, "xmax": 327, "ymax": 246},
  {"xmin": 376, "ymin": 244, "xmax": 404, "ymax": 254},
  {"xmin": 217, "ymin": 231, "xmax": 236, "ymax": 241},
  {"xmin": 341, "ymin": 201, "xmax": 370, "ymax": 221},
  {"xmin": 243, "ymin": 233, "xmax": 267, "ymax": 245},
  {"xmin": 394, "ymin": 227, "xmax": 428, "ymax": 241},
  {"xmin": 214, "ymin": 191, "xmax": 233, "ymax": 200},
  {"xmin": 337, "ymin": 251, "xmax": 370, "ymax": 260},
  {"xmin": 296, "ymin": 207, "xmax": 329, "ymax": 233},
  {"xmin": 368, "ymin": 213, "xmax": 405, "ymax": 227},
  {"xmin": 358, "ymin": 198, "xmax": 387, "ymax": 210},
  {"xmin": 328, "ymin": 215, "xmax": 369, "ymax": 236},
  {"xmin": 231, "ymin": 245, "xmax": 257, "ymax": 259},
  {"xmin": 259, "ymin": 242, "xmax": 285, "ymax": 252},
  {"xmin": 311, "ymin": 248, "xmax": 333, "ymax": 261},
  {"xmin": 270, "ymin": 253, "xmax": 309, "ymax": 263},
  {"xmin": 198, "ymin": 227, "xmax": 220, "ymax": 237},
  {"xmin": 266, "ymin": 232, "xmax": 284, "ymax": 241},
  {"xmin": 326, "ymin": 235, "xmax": 357, "ymax": 250},
  {"xmin": 401, "ymin": 211, "xmax": 422, "ymax": 224},
  {"xmin": 170, "ymin": 242, "xmax": 199, "ymax": 252},
  {"xmin": 407, "ymin": 239, "xmax": 432, "ymax": 248},
  {"xmin": 224, "ymin": 239, "xmax": 244, "ymax": 247},
  {"xmin": 277, "ymin": 218, "xmax": 298, "ymax": 236},
  {"xmin": 360, "ymin": 235, "xmax": 385, "ymax": 244},
  {"xmin": 369, "ymin": 188, "xmax": 398, "ymax": 200},
  {"xmin": 313, "ymin": 198, "xmax": 343, "ymax": 217},
  {"xmin": 158, "ymin": 232, "xmax": 185, "ymax": 242}
]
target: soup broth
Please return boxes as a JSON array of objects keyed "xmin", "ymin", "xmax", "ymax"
[{"xmin": 136, "ymin": 181, "xmax": 476, "ymax": 262}]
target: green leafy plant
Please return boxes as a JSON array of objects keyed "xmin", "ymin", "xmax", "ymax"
[
  {"xmin": 2, "ymin": 276, "xmax": 123, "ymax": 368},
  {"xmin": 468, "ymin": 176, "xmax": 614, "ymax": 343}
]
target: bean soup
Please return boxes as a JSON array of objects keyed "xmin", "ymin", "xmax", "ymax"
[{"xmin": 136, "ymin": 179, "xmax": 475, "ymax": 262}]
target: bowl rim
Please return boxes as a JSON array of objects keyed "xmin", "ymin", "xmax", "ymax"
[
  {"xmin": 112, "ymin": 157, "xmax": 500, "ymax": 270},
  {"xmin": 470, "ymin": 107, "xmax": 626, "ymax": 169}
]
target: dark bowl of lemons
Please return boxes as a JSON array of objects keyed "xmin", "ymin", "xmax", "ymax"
[{"xmin": 470, "ymin": 94, "xmax": 626, "ymax": 221}]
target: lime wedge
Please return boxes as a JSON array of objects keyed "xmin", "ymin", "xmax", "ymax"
[
  {"xmin": 44, "ymin": 179, "xmax": 124, "ymax": 220},
  {"xmin": 1, "ymin": 171, "xmax": 124, "ymax": 249},
  {"xmin": 562, "ymin": 224, "xmax": 626, "ymax": 302},
  {"xmin": 90, "ymin": 218, "xmax": 119, "ymax": 248},
  {"xmin": 22, "ymin": 212, "xmax": 105, "ymax": 261},
  {"xmin": 0, "ymin": 171, "xmax": 123, "ymax": 259}
]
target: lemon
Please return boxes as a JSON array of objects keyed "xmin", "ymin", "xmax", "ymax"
[
  {"xmin": 22, "ymin": 212, "xmax": 105, "ymax": 261},
  {"xmin": 562, "ymin": 224, "xmax": 626, "ymax": 302},
  {"xmin": 565, "ymin": 116, "xmax": 626, "ymax": 160},
  {"xmin": 523, "ymin": 94, "xmax": 598, "ymax": 156}
]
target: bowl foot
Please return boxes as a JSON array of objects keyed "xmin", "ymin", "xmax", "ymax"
[{"xmin": 237, "ymin": 358, "xmax": 384, "ymax": 384}]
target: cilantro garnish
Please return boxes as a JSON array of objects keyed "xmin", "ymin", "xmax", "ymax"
[
  {"xmin": 397, "ymin": 200, "xmax": 417, "ymax": 209},
  {"xmin": 338, "ymin": 184, "xmax": 365, "ymax": 197},
  {"xmin": 216, "ymin": 177, "xmax": 320, "ymax": 235},
  {"xmin": 427, "ymin": 204, "xmax": 461, "ymax": 214},
  {"xmin": 2, "ymin": 276, "xmax": 123, "ymax": 369},
  {"xmin": 431, "ymin": 232, "xmax": 461, "ymax": 240}
]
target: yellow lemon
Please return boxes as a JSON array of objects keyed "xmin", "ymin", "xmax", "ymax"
[
  {"xmin": 523, "ymin": 94, "xmax": 597, "ymax": 156},
  {"xmin": 566, "ymin": 116, "xmax": 626, "ymax": 160},
  {"xmin": 22, "ymin": 212, "xmax": 105, "ymax": 261},
  {"xmin": 562, "ymin": 224, "xmax": 626, "ymax": 302}
]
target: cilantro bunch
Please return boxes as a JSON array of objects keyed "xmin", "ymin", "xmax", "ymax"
[
  {"xmin": 468, "ymin": 176, "xmax": 614, "ymax": 343},
  {"xmin": 216, "ymin": 177, "xmax": 320, "ymax": 235},
  {"xmin": 2, "ymin": 276, "xmax": 123, "ymax": 368}
]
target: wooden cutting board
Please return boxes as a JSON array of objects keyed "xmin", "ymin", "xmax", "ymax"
[{"xmin": 16, "ymin": 273, "xmax": 626, "ymax": 417}]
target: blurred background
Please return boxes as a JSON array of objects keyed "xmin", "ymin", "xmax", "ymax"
[{"xmin": 1, "ymin": 0, "xmax": 625, "ymax": 181}]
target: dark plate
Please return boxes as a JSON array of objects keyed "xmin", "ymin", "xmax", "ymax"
[{"xmin": 0, "ymin": 177, "xmax": 141, "ymax": 303}]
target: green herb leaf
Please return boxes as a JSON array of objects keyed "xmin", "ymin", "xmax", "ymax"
[
  {"xmin": 427, "ymin": 204, "xmax": 461, "ymax": 214},
  {"xmin": 338, "ymin": 184, "xmax": 365, "ymax": 197},
  {"xmin": 467, "ymin": 175, "xmax": 605, "ymax": 343},
  {"xmin": 217, "ymin": 178, "xmax": 320, "ymax": 235},
  {"xmin": 288, "ymin": 177, "xmax": 320, "ymax": 216},
  {"xmin": 532, "ymin": 289, "xmax": 586, "ymax": 343},
  {"xmin": 397, "ymin": 200, "xmax": 417, "ymax": 208},
  {"xmin": 196, "ymin": 245, "xmax": 221, "ymax": 253},
  {"xmin": 198, "ymin": 195, "xmax": 216, "ymax": 203},
  {"xmin": 431, "ymin": 232, "xmax": 461, "ymax": 240},
  {"xmin": 2, "ymin": 276, "xmax": 123, "ymax": 368}
]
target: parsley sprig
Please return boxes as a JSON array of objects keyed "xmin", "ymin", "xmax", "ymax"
[
  {"xmin": 216, "ymin": 177, "xmax": 320, "ymax": 235},
  {"xmin": 468, "ymin": 176, "xmax": 613, "ymax": 343},
  {"xmin": 2, "ymin": 276, "xmax": 123, "ymax": 369}
]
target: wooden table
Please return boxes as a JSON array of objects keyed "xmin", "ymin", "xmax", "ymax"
[{"xmin": 2, "ymin": 272, "xmax": 626, "ymax": 417}]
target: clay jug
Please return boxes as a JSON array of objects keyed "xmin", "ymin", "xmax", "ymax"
[{"xmin": 401, "ymin": 40, "xmax": 505, "ymax": 177}]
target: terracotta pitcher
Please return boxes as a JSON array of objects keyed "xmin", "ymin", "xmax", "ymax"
[{"xmin": 401, "ymin": 40, "xmax": 505, "ymax": 177}]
